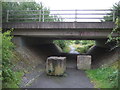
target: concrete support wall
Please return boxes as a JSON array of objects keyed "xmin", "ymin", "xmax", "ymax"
[
  {"xmin": 95, "ymin": 39, "xmax": 108, "ymax": 48},
  {"xmin": 95, "ymin": 39, "xmax": 117, "ymax": 49},
  {"xmin": 12, "ymin": 36, "xmax": 54, "ymax": 48},
  {"xmin": 12, "ymin": 36, "xmax": 24, "ymax": 48},
  {"xmin": 12, "ymin": 36, "xmax": 64, "ymax": 73},
  {"xmin": 22, "ymin": 37, "xmax": 53, "ymax": 46},
  {"xmin": 12, "ymin": 36, "xmax": 62, "ymax": 56}
]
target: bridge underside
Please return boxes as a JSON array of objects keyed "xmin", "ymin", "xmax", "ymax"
[
  {"xmin": 12, "ymin": 36, "xmax": 119, "ymax": 69},
  {"xmin": 12, "ymin": 29, "xmax": 117, "ymax": 40}
]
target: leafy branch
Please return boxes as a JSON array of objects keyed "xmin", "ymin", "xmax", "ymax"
[{"xmin": 107, "ymin": 17, "xmax": 120, "ymax": 49}]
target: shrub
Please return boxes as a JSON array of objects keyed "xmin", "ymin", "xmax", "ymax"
[
  {"xmin": 2, "ymin": 29, "xmax": 23, "ymax": 88},
  {"xmin": 74, "ymin": 40, "xmax": 80, "ymax": 44},
  {"xmin": 107, "ymin": 17, "xmax": 120, "ymax": 49},
  {"xmin": 76, "ymin": 43, "xmax": 94, "ymax": 53},
  {"xmin": 53, "ymin": 40, "xmax": 66, "ymax": 50}
]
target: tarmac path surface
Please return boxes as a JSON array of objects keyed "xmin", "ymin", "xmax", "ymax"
[{"xmin": 26, "ymin": 68, "xmax": 94, "ymax": 88}]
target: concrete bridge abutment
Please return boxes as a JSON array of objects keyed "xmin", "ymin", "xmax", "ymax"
[
  {"xmin": 95, "ymin": 39, "xmax": 109, "ymax": 48},
  {"xmin": 12, "ymin": 36, "xmax": 54, "ymax": 48},
  {"xmin": 95, "ymin": 39, "xmax": 116, "ymax": 49}
]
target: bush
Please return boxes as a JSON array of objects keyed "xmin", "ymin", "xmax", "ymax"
[
  {"xmin": 107, "ymin": 17, "xmax": 120, "ymax": 49},
  {"xmin": 74, "ymin": 40, "xmax": 80, "ymax": 44},
  {"xmin": 76, "ymin": 43, "xmax": 94, "ymax": 53},
  {"xmin": 2, "ymin": 29, "xmax": 23, "ymax": 88},
  {"xmin": 53, "ymin": 40, "xmax": 66, "ymax": 50}
]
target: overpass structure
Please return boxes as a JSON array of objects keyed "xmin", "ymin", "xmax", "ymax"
[
  {"xmin": 3, "ymin": 22, "xmax": 117, "ymax": 40},
  {"xmin": 2, "ymin": 9, "xmax": 119, "ymax": 48},
  {"xmin": 2, "ymin": 9, "xmax": 120, "ymax": 70}
]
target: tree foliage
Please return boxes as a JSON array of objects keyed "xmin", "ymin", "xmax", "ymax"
[
  {"xmin": 53, "ymin": 40, "xmax": 70, "ymax": 50},
  {"xmin": 106, "ymin": 2, "xmax": 120, "ymax": 49},
  {"xmin": 2, "ymin": 1, "xmax": 61, "ymax": 22},
  {"xmin": 2, "ymin": 29, "xmax": 14, "ymax": 87},
  {"xmin": 2, "ymin": 29, "xmax": 23, "ymax": 88},
  {"xmin": 104, "ymin": 2, "xmax": 120, "ymax": 21},
  {"xmin": 108, "ymin": 17, "xmax": 120, "ymax": 47}
]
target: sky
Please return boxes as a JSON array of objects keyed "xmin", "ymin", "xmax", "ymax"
[
  {"xmin": 3, "ymin": 0, "xmax": 119, "ymax": 22},
  {"xmin": 35, "ymin": 0, "xmax": 119, "ymax": 10},
  {"xmin": 34, "ymin": 0, "xmax": 119, "ymax": 22}
]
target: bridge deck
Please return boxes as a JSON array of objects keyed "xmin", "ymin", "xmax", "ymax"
[
  {"xmin": 3, "ymin": 22, "xmax": 115, "ymax": 30},
  {"xmin": 2, "ymin": 22, "xmax": 118, "ymax": 40}
]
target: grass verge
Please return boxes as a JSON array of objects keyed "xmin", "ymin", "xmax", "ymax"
[{"xmin": 86, "ymin": 60, "xmax": 119, "ymax": 88}]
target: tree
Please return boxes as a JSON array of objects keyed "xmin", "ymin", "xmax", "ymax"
[
  {"xmin": 2, "ymin": 1, "xmax": 61, "ymax": 22},
  {"xmin": 106, "ymin": 2, "xmax": 120, "ymax": 49},
  {"xmin": 107, "ymin": 17, "xmax": 120, "ymax": 49},
  {"xmin": 103, "ymin": 2, "xmax": 120, "ymax": 21}
]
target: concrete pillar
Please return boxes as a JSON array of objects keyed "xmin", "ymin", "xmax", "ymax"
[
  {"xmin": 95, "ymin": 39, "xmax": 117, "ymax": 49},
  {"xmin": 95, "ymin": 39, "xmax": 108, "ymax": 48},
  {"xmin": 46, "ymin": 56, "xmax": 66, "ymax": 76},
  {"xmin": 95, "ymin": 40, "xmax": 107, "ymax": 48},
  {"xmin": 77, "ymin": 55, "xmax": 91, "ymax": 70},
  {"xmin": 12, "ymin": 37, "xmax": 24, "ymax": 48}
]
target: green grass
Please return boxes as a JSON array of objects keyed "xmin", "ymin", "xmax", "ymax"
[
  {"xmin": 63, "ymin": 46, "xmax": 71, "ymax": 53},
  {"xmin": 86, "ymin": 60, "xmax": 119, "ymax": 88},
  {"xmin": 0, "ymin": 32, "xmax": 2, "ymax": 89}
]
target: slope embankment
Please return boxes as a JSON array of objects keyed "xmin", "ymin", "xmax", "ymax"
[{"xmin": 87, "ymin": 46, "xmax": 120, "ymax": 68}]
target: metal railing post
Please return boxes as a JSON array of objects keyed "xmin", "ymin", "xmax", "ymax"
[
  {"xmin": 43, "ymin": 9, "xmax": 44, "ymax": 22},
  {"xmin": 113, "ymin": 10, "xmax": 115, "ymax": 22},
  {"xmin": 6, "ymin": 10, "xmax": 9, "ymax": 22},
  {"xmin": 75, "ymin": 9, "xmax": 77, "ymax": 22},
  {"xmin": 39, "ymin": 10, "xmax": 41, "ymax": 22}
]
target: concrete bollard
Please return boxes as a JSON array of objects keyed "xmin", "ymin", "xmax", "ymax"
[
  {"xmin": 77, "ymin": 55, "xmax": 91, "ymax": 70},
  {"xmin": 46, "ymin": 56, "xmax": 66, "ymax": 76}
]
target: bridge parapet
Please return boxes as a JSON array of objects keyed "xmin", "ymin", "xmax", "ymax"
[
  {"xmin": 3, "ymin": 22, "xmax": 115, "ymax": 30},
  {"xmin": 4, "ymin": 9, "xmax": 117, "ymax": 22}
]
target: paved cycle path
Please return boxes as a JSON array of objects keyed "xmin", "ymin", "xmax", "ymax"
[{"xmin": 27, "ymin": 68, "xmax": 94, "ymax": 88}]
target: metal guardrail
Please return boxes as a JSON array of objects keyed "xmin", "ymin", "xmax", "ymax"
[{"xmin": 5, "ymin": 9, "xmax": 118, "ymax": 22}]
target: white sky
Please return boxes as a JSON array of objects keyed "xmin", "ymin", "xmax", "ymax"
[
  {"xmin": 35, "ymin": 0, "xmax": 119, "ymax": 22},
  {"xmin": 35, "ymin": 0, "xmax": 119, "ymax": 10}
]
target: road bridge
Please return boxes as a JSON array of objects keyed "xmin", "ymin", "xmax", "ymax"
[
  {"xmin": 2, "ymin": 9, "xmax": 120, "ymax": 69},
  {"xmin": 3, "ymin": 22, "xmax": 116, "ymax": 40},
  {"xmin": 2, "ymin": 9, "xmax": 119, "ymax": 48}
]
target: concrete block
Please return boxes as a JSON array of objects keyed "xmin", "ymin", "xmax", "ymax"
[
  {"xmin": 46, "ymin": 56, "xmax": 66, "ymax": 76},
  {"xmin": 77, "ymin": 55, "xmax": 91, "ymax": 70}
]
